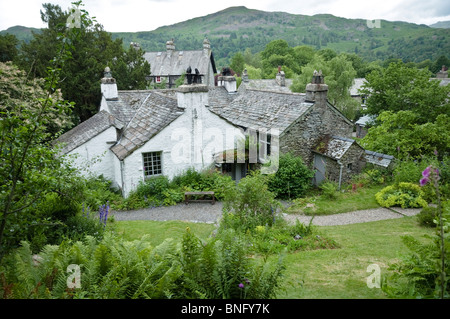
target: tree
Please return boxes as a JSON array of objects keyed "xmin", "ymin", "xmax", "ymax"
[
  {"xmin": 360, "ymin": 62, "xmax": 450, "ymax": 123},
  {"xmin": 18, "ymin": 3, "xmax": 150, "ymax": 125},
  {"xmin": 230, "ymin": 52, "xmax": 245, "ymax": 76},
  {"xmin": 111, "ymin": 44, "xmax": 151, "ymax": 90},
  {"xmin": 260, "ymin": 39, "xmax": 299, "ymax": 78},
  {"xmin": 361, "ymin": 111, "xmax": 450, "ymax": 160},
  {"xmin": 290, "ymin": 54, "xmax": 359, "ymax": 120},
  {"xmin": 0, "ymin": 34, "xmax": 19, "ymax": 63},
  {"xmin": 0, "ymin": 1, "xmax": 94, "ymax": 261}
]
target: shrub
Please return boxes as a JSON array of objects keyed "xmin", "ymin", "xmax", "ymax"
[
  {"xmin": 222, "ymin": 171, "xmax": 279, "ymax": 231},
  {"xmin": 417, "ymin": 206, "xmax": 439, "ymax": 228},
  {"xmin": 267, "ymin": 153, "xmax": 314, "ymax": 199},
  {"xmin": 319, "ymin": 181, "xmax": 339, "ymax": 200},
  {"xmin": 375, "ymin": 182, "xmax": 428, "ymax": 208}
]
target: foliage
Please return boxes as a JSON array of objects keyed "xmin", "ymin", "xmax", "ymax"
[
  {"xmin": 267, "ymin": 153, "xmax": 314, "ymax": 199},
  {"xmin": 0, "ymin": 34, "xmax": 19, "ymax": 63},
  {"xmin": 375, "ymin": 182, "xmax": 428, "ymax": 209},
  {"xmin": 222, "ymin": 171, "xmax": 279, "ymax": 231},
  {"xmin": 17, "ymin": 2, "xmax": 150, "ymax": 124},
  {"xmin": 361, "ymin": 111, "xmax": 450, "ymax": 160},
  {"xmin": 177, "ymin": 227, "xmax": 285, "ymax": 299},
  {"xmin": 319, "ymin": 181, "xmax": 339, "ymax": 200},
  {"xmin": 0, "ymin": 24, "xmax": 76, "ymax": 260},
  {"xmin": 360, "ymin": 62, "xmax": 450, "ymax": 124},
  {"xmin": 290, "ymin": 53, "xmax": 360, "ymax": 120},
  {"xmin": 417, "ymin": 206, "xmax": 439, "ymax": 228},
  {"xmin": 0, "ymin": 228, "xmax": 286, "ymax": 299},
  {"xmin": 120, "ymin": 168, "xmax": 235, "ymax": 210},
  {"xmin": 381, "ymin": 163, "xmax": 450, "ymax": 299}
]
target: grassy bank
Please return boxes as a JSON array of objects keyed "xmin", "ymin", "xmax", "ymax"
[
  {"xmin": 286, "ymin": 185, "xmax": 384, "ymax": 215},
  {"xmin": 115, "ymin": 214, "xmax": 434, "ymax": 299}
]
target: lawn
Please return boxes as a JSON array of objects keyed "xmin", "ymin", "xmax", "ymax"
[
  {"xmin": 286, "ymin": 185, "xmax": 385, "ymax": 215},
  {"xmin": 115, "ymin": 214, "xmax": 435, "ymax": 299}
]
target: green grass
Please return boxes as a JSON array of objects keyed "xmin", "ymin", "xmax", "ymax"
[
  {"xmin": 286, "ymin": 185, "xmax": 385, "ymax": 215},
  {"xmin": 114, "ymin": 214, "xmax": 435, "ymax": 299},
  {"xmin": 278, "ymin": 216, "xmax": 434, "ymax": 298},
  {"xmin": 115, "ymin": 220, "xmax": 216, "ymax": 246}
]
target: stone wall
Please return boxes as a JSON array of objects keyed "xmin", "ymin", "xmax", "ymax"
[
  {"xmin": 312, "ymin": 143, "xmax": 366, "ymax": 186},
  {"xmin": 280, "ymin": 101, "xmax": 353, "ymax": 166}
]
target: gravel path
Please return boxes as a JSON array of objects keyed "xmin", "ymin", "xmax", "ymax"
[{"xmin": 111, "ymin": 202, "xmax": 422, "ymax": 226}]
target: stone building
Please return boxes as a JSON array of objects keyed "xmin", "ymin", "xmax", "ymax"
[
  {"xmin": 312, "ymin": 135, "xmax": 366, "ymax": 187},
  {"xmin": 143, "ymin": 38, "xmax": 217, "ymax": 88}
]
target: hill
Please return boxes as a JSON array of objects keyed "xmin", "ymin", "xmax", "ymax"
[
  {"xmin": 2, "ymin": 6, "xmax": 449, "ymax": 68},
  {"xmin": 110, "ymin": 6, "xmax": 450, "ymax": 67},
  {"xmin": 0, "ymin": 25, "xmax": 41, "ymax": 42},
  {"xmin": 429, "ymin": 20, "xmax": 450, "ymax": 28}
]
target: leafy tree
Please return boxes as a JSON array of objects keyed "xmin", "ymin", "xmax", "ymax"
[
  {"xmin": 290, "ymin": 54, "xmax": 359, "ymax": 120},
  {"xmin": 110, "ymin": 44, "xmax": 150, "ymax": 90},
  {"xmin": 0, "ymin": 1, "xmax": 96, "ymax": 261},
  {"xmin": 18, "ymin": 3, "xmax": 150, "ymax": 125},
  {"xmin": 0, "ymin": 34, "xmax": 19, "ymax": 63},
  {"xmin": 361, "ymin": 111, "xmax": 450, "ymax": 160},
  {"xmin": 230, "ymin": 52, "xmax": 245, "ymax": 76},
  {"xmin": 431, "ymin": 55, "xmax": 450, "ymax": 74},
  {"xmin": 360, "ymin": 62, "xmax": 450, "ymax": 123},
  {"xmin": 260, "ymin": 39, "xmax": 299, "ymax": 78}
]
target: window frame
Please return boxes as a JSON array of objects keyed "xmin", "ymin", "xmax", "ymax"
[{"xmin": 142, "ymin": 151, "xmax": 163, "ymax": 178}]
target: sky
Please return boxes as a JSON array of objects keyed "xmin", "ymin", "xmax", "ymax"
[{"xmin": 1, "ymin": 0, "xmax": 450, "ymax": 32}]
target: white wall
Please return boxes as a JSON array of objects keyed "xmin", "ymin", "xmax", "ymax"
[
  {"xmin": 120, "ymin": 87, "xmax": 244, "ymax": 197},
  {"xmin": 66, "ymin": 127, "xmax": 117, "ymax": 184}
]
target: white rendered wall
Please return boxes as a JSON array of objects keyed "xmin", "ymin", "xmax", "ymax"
[
  {"xmin": 66, "ymin": 127, "xmax": 117, "ymax": 184},
  {"xmin": 120, "ymin": 89, "xmax": 244, "ymax": 197}
]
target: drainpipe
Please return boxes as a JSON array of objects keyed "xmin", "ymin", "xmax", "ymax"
[
  {"xmin": 337, "ymin": 160, "xmax": 343, "ymax": 191},
  {"xmin": 120, "ymin": 160, "xmax": 125, "ymax": 196}
]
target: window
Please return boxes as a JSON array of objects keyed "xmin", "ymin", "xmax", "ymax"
[
  {"xmin": 155, "ymin": 76, "xmax": 161, "ymax": 83},
  {"xmin": 347, "ymin": 163, "xmax": 353, "ymax": 171},
  {"xmin": 143, "ymin": 152, "xmax": 162, "ymax": 177}
]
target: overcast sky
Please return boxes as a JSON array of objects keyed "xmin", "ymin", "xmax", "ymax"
[{"xmin": 1, "ymin": 0, "xmax": 450, "ymax": 32}]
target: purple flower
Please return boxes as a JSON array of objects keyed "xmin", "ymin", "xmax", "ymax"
[
  {"xmin": 420, "ymin": 177, "xmax": 429, "ymax": 186},
  {"xmin": 422, "ymin": 166, "xmax": 431, "ymax": 178},
  {"xmin": 238, "ymin": 283, "xmax": 244, "ymax": 289}
]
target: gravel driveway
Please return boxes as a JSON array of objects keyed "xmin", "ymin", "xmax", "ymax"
[{"xmin": 111, "ymin": 202, "xmax": 422, "ymax": 226}]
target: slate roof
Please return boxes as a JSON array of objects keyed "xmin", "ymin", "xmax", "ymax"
[
  {"xmin": 55, "ymin": 110, "xmax": 124, "ymax": 154},
  {"xmin": 110, "ymin": 91, "xmax": 183, "ymax": 160},
  {"xmin": 208, "ymin": 87, "xmax": 313, "ymax": 132},
  {"xmin": 144, "ymin": 50, "xmax": 216, "ymax": 76},
  {"xmin": 350, "ymin": 78, "xmax": 366, "ymax": 96},
  {"xmin": 364, "ymin": 150, "xmax": 394, "ymax": 168},
  {"xmin": 313, "ymin": 136, "xmax": 359, "ymax": 160},
  {"xmin": 240, "ymin": 79, "xmax": 293, "ymax": 93}
]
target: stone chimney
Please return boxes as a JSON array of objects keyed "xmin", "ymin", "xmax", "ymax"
[
  {"xmin": 217, "ymin": 67, "xmax": 237, "ymax": 93},
  {"xmin": 176, "ymin": 84, "xmax": 209, "ymax": 110},
  {"xmin": 275, "ymin": 66, "xmax": 285, "ymax": 86},
  {"xmin": 437, "ymin": 65, "xmax": 448, "ymax": 79},
  {"xmin": 101, "ymin": 67, "xmax": 118, "ymax": 101},
  {"xmin": 203, "ymin": 38, "xmax": 211, "ymax": 56},
  {"xmin": 242, "ymin": 68, "xmax": 249, "ymax": 82},
  {"xmin": 305, "ymin": 70, "xmax": 328, "ymax": 103},
  {"xmin": 166, "ymin": 39, "xmax": 175, "ymax": 57}
]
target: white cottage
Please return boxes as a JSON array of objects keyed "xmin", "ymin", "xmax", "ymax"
[{"xmin": 56, "ymin": 68, "xmax": 244, "ymax": 197}]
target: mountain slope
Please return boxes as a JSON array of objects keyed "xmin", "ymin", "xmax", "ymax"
[
  {"xmin": 2, "ymin": 6, "xmax": 449, "ymax": 67},
  {"xmin": 110, "ymin": 6, "xmax": 450, "ymax": 66}
]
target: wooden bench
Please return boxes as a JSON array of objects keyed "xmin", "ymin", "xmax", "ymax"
[{"xmin": 184, "ymin": 191, "xmax": 215, "ymax": 205}]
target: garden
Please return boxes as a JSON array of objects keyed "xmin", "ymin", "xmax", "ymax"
[{"xmin": 0, "ymin": 150, "xmax": 448, "ymax": 299}]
